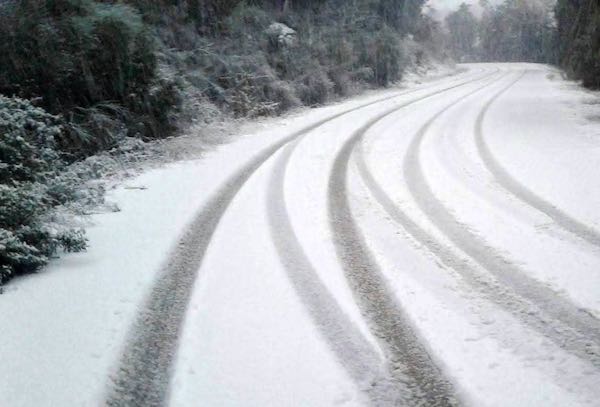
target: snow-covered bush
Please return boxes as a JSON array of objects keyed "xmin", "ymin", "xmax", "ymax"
[
  {"xmin": 0, "ymin": 97, "xmax": 63, "ymax": 183},
  {"xmin": 0, "ymin": 96, "xmax": 87, "ymax": 284}
]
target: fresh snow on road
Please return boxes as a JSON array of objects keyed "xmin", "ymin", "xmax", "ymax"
[{"xmin": 1, "ymin": 63, "xmax": 600, "ymax": 406}]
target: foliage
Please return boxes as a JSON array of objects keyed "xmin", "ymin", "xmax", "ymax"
[
  {"xmin": 445, "ymin": 3, "xmax": 478, "ymax": 62},
  {"xmin": 151, "ymin": 0, "xmax": 423, "ymax": 119},
  {"xmin": 371, "ymin": 27, "xmax": 405, "ymax": 86},
  {"xmin": 0, "ymin": 96, "xmax": 87, "ymax": 284},
  {"xmin": 556, "ymin": 0, "xmax": 600, "ymax": 88},
  {"xmin": 0, "ymin": 0, "xmax": 177, "ymax": 154},
  {"xmin": 479, "ymin": 0, "xmax": 556, "ymax": 63}
]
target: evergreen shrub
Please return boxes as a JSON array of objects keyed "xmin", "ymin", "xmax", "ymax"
[{"xmin": 0, "ymin": 96, "xmax": 87, "ymax": 284}]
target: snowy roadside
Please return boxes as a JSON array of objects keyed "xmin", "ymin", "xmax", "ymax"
[{"xmin": 0, "ymin": 64, "xmax": 459, "ymax": 406}]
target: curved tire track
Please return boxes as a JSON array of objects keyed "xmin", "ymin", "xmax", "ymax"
[
  {"xmin": 330, "ymin": 138, "xmax": 458, "ymax": 406},
  {"xmin": 475, "ymin": 71, "xmax": 600, "ymax": 248},
  {"xmin": 105, "ymin": 137, "xmax": 304, "ymax": 407},
  {"xmin": 354, "ymin": 74, "xmax": 600, "ymax": 369},
  {"xmin": 266, "ymin": 142, "xmax": 402, "ymax": 405},
  {"xmin": 401, "ymin": 72, "xmax": 600, "ymax": 366},
  {"xmin": 105, "ymin": 70, "xmax": 491, "ymax": 406},
  {"xmin": 325, "ymin": 75, "xmax": 501, "ymax": 406}
]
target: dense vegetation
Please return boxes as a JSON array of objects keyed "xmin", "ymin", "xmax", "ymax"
[
  {"xmin": 0, "ymin": 0, "xmax": 438, "ymax": 283},
  {"xmin": 555, "ymin": 0, "xmax": 600, "ymax": 88},
  {"xmin": 0, "ymin": 0, "xmax": 175, "ymax": 153},
  {"xmin": 0, "ymin": 96, "xmax": 87, "ymax": 283}
]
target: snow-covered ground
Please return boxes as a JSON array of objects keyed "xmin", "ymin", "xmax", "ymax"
[{"xmin": 1, "ymin": 63, "xmax": 599, "ymax": 406}]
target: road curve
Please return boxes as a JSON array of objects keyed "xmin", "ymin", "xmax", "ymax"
[
  {"xmin": 107, "ymin": 64, "xmax": 600, "ymax": 407},
  {"xmin": 324, "ymin": 74, "xmax": 503, "ymax": 406},
  {"xmin": 474, "ymin": 72, "xmax": 600, "ymax": 248},
  {"xmin": 401, "ymin": 72, "xmax": 600, "ymax": 364},
  {"xmin": 266, "ymin": 141, "xmax": 399, "ymax": 405},
  {"xmin": 105, "ymin": 68, "xmax": 489, "ymax": 406}
]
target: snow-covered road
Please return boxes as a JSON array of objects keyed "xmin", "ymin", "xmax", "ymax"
[{"xmin": 2, "ymin": 63, "xmax": 600, "ymax": 406}]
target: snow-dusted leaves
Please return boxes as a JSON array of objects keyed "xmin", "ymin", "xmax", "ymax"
[{"xmin": 0, "ymin": 96, "xmax": 87, "ymax": 284}]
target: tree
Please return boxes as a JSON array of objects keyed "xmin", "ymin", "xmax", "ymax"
[
  {"xmin": 476, "ymin": 0, "xmax": 556, "ymax": 63},
  {"xmin": 445, "ymin": 3, "xmax": 478, "ymax": 61},
  {"xmin": 555, "ymin": 0, "xmax": 600, "ymax": 88}
]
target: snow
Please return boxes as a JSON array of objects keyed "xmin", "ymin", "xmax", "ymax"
[
  {"xmin": 354, "ymin": 117, "xmax": 600, "ymax": 407},
  {"xmin": 168, "ymin": 149, "xmax": 365, "ymax": 406},
  {"xmin": 0, "ymin": 66, "xmax": 460, "ymax": 406},
  {"xmin": 2, "ymin": 63, "xmax": 600, "ymax": 406},
  {"xmin": 483, "ymin": 69, "xmax": 600, "ymax": 231},
  {"xmin": 359, "ymin": 63, "xmax": 600, "ymax": 405},
  {"xmin": 420, "ymin": 70, "xmax": 600, "ymax": 314},
  {"xmin": 0, "ymin": 160, "xmax": 230, "ymax": 406}
]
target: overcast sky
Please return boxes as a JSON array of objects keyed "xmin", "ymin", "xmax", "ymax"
[
  {"xmin": 426, "ymin": 0, "xmax": 502, "ymax": 18},
  {"xmin": 428, "ymin": 0, "xmax": 479, "ymax": 8}
]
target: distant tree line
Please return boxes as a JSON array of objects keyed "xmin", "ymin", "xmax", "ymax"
[
  {"xmin": 443, "ymin": 0, "xmax": 599, "ymax": 89},
  {"xmin": 444, "ymin": 0, "xmax": 556, "ymax": 64}
]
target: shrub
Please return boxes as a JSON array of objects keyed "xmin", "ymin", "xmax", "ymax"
[
  {"xmin": 264, "ymin": 80, "xmax": 302, "ymax": 113},
  {"xmin": 360, "ymin": 28, "xmax": 405, "ymax": 86},
  {"xmin": 0, "ymin": 97, "xmax": 62, "ymax": 183},
  {"xmin": 0, "ymin": 0, "xmax": 174, "ymax": 154},
  {"xmin": 295, "ymin": 69, "xmax": 334, "ymax": 106},
  {"xmin": 328, "ymin": 69, "xmax": 352, "ymax": 97},
  {"xmin": 0, "ymin": 96, "xmax": 87, "ymax": 284},
  {"xmin": 224, "ymin": 3, "xmax": 271, "ymax": 42},
  {"xmin": 0, "ymin": 1, "xmax": 154, "ymax": 111}
]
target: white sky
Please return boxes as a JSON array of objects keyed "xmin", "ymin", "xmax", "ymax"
[
  {"xmin": 426, "ymin": 0, "xmax": 502, "ymax": 18},
  {"xmin": 428, "ymin": 0, "xmax": 479, "ymax": 8}
]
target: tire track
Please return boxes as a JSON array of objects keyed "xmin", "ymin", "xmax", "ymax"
[
  {"xmin": 264, "ymin": 71, "xmax": 498, "ymax": 406},
  {"xmin": 105, "ymin": 137, "xmax": 303, "ymax": 407},
  {"xmin": 330, "ymin": 138, "xmax": 458, "ymax": 406},
  {"xmin": 325, "ymin": 75, "xmax": 501, "ymax": 406},
  {"xmin": 475, "ymin": 71, "xmax": 600, "ymax": 248},
  {"xmin": 354, "ymin": 80, "xmax": 600, "ymax": 370},
  {"xmin": 266, "ymin": 142, "xmax": 403, "ymax": 406},
  {"xmin": 105, "ymin": 69, "xmax": 490, "ymax": 406},
  {"xmin": 400, "ymin": 72, "xmax": 600, "ymax": 366}
]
